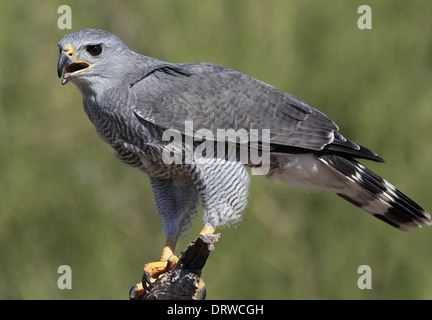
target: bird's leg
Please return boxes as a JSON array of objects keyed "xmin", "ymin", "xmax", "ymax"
[
  {"xmin": 141, "ymin": 224, "xmax": 217, "ymax": 281},
  {"xmin": 197, "ymin": 224, "xmax": 217, "ymax": 238},
  {"xmin": 129, "ymin": 225, "xmax": 217, "ymax": 299}
]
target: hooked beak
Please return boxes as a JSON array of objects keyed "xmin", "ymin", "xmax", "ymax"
[{"xmin": 57, "ymin": 45, "xmax": 91, "ymax": 85}]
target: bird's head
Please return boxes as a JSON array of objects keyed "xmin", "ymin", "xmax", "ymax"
[{"xmin": 57, "ymin": 29, "xmax": 131, "ymax": 88}]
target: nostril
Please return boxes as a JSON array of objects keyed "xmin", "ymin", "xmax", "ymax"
[
  {"xmin": 62, "ymin": 45, "xmax": 74, "ymax": 57},
  {"xmin": 62, "ymin": 49, "xmax": 73, "ymax": 57}
]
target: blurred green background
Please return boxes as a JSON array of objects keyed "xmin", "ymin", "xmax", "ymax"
[{"xmin": 1, "ymin": 0, "xmax": 432, "ymax": 299}]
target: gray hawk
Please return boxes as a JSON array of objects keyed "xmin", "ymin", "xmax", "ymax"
[{"xmin": 57, "ymin": 29, "xmax": 431, "ymax": 297}]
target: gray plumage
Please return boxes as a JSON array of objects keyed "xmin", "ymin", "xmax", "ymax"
[{"xmin": 57, "ymin": 28, "xmax": 430, "ymax": 247}]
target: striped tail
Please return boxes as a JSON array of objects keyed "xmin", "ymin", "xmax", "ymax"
[{"xmin": 319, "ymin": 154, "xmax": 431, "ymax": 231}]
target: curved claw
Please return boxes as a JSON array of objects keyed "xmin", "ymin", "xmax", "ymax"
[
  {"xmin": 129, "ymin": 284, "xmax": 137, "ymax": 300},
  {"xmin": 129, "ymin": 268, "xmax": 162, "ymax": 300},
  {"xmin": 142, "ymin": 271, "xmax": 155, "ymax": 289},
  {"xmin": 199, "ymin": 285, "xmax": 207, "ymax": 300},
  {"xmin": 129, "ymin": 269, "xmax": 159, "ymax": 300},
  {"xmin": 129, "ymin": 282, "xmax": 145, "ymax": 300},
  {"xmin": 197, "ymin": 278, "xmax": 207, "ymax": 300},
  {"xmin": 165, "ymin": 259, "xmax": 172, "ymax": 271}
]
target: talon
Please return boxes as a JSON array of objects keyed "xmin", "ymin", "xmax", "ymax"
[
  {"xmin": 142, "ymin": 271, "xmax": 155, "ymax": 289},
  {"xmin": 132, "ymin": 242, "xmax": 180, "ymax": 298},
  {"xmin": 199, "ymin": 285, "xmax": 207, "ymax": 300},
  {"xmin": 129, "ymin": 270, "xmax": 158, "ymax": 300},
  {"xmin": 198, "ymin": 278, "xmax": 206, "ymax": 300},
  {"xmin": 166, "ymin": 259, "xmax": 172, "ymax": 271},
  {"xmin": 129, "ymin": 282, "xmax": 145, "ymax": 300},
  {"xmin": 143, "ymin": 256, "xmax": 179, "ymax": 279}
]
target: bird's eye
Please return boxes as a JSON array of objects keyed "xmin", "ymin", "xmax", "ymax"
[{"xmin": 86, "ymin": 44, "xmax": 102, "ymax": 56}]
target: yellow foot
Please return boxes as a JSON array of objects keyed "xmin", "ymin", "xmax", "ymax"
[
  {"xmin": 129, "ymin": 282, "xmax": 145, "ymax": 300},
  {"xmin": 129, "ymin": 226, "xmax": 216, "ymax": 300},
  {"xmin": 130, "ymin": 245, "xmax": 179, "ymax": 300},
  {"xmin": 194, "ymin": 224, "xmax": 217, "ymax": 242},
  {"xmin": 143, "ymin": 254, "xmax": 179, "ymax": 279},
  {"xmin": 200, "ymin": 225, "xmax": 217, "ymax": 236}
]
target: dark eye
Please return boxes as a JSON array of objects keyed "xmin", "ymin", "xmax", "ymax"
[{"xmin": 86, "ymin": 44, "xmax": 102, "ymax": 56}]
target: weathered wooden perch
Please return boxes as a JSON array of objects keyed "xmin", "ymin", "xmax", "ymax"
[{"xmin": 141, "ymin": 233, "xmax": 220, "ymax": 300}]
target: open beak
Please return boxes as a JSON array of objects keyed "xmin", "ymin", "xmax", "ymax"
[{"xmin": 57, "ymin": 46, "xmax": 91, "ymax": 85}]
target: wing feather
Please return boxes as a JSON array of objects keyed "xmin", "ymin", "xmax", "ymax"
[{"xmin": 130, "ymin": 61, "xmax": 380, "ymax": 161}]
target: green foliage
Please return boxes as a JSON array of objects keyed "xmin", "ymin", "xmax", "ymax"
[{"xmin": 1, "ymin": 0, "xmax": 432, "ymax": 299}]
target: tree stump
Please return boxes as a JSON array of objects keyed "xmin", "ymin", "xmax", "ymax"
[{"xmin": 140, "ymin": 233, "xmax": 220, "ymax": 300}]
